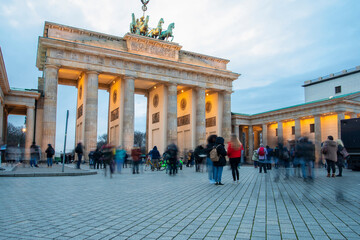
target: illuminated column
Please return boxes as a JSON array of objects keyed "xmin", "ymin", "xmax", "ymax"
[
  {"xmin": 314, "ymin": 115, "xmax": 322, "ymax": 163},
  {"xmin": 248, "ymin": 125, "xmax": 254, "ymax": 159},
  {"xmin": 167, "ymin": 83, "xmax": 178, "ymax": 145},
  {"xmin": 84, "ymin": 71, "xmax": 99, "ymax": 156},
  {"xmin": 42, "ymin": 65, "xmax": 59, "ymax": 153},
  {"xmin": 25, "ymin": 106, "xmax": 35, "ymax": 160},
  {"xmin": 262, "ymin": 123, "xmax": 267, "ymax": 146},
  {"xmin": 277, "ymin": 121, "xmax": 283, "ymax": 145},
  {"xmin": 123, "ymin": 75, "xmax": 135, "ymax": 152},
  {"xmin": 337, "ymin": 112, "xmax": 345, "ymax": 139},
  {"xmin": 222, "ymin": 91, "xmax": 232, "ymax": 143},
  {"xmin": 294, "ymin": 118, "xmax": 301, "ymax": 140},
  {"xmin": 234, "ymin": 124, "xmax": 240, "ymax": 138},
  {"xmin": 196, "ymin": 87, "xmax": 206, "ymax": 146}
]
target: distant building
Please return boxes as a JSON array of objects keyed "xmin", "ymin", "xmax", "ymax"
[
  {"xmin": 303, "ymin": 66, "xmax": 360, "ymax": 102},
  {"xmin": 232, "ymin": 66, "xmax": 360, "ymax": 162}
]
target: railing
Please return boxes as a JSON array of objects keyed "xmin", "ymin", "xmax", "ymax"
[{"xmin": 306, "ymin": 65, "xmax": 360, "ymax": 84}]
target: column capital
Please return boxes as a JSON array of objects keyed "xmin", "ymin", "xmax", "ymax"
[
  {"xmin": 44, "ymin": 64, "xmax": 60, "ymax": 70},
  {"xmin": 165, "ymin": 82, "xmax": 177, "ymax": 87},
  {"xmin": 123, "ymin": 75, "xmax": 136, "ymax": 81},
  {"xmin": 195, "ymin": 86, "xmax": 206, "ymax": 91},
  {"xmin": 86, "ymin": 70, "xmax": 99, "ymax": 75},
  {"xmin": 27, "ymin": 106, "xmax": 35, "ymax": 110}
]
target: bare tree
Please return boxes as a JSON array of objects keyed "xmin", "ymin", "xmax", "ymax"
[
  {"xmin": 134, "ymin": 131, "xmax": 146, "ymax": 148},
  {"xmin": 6, "ymin": 123, "xmax": 26, "ymax": 147},
  {"xmin": 97, "ymin": 134, "xmax": 108, "ymax": 149}
]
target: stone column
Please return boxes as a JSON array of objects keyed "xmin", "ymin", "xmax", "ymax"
[
  {"xmin": 41, "ymin": 65, "xmax": 59, "ymax": 154},
  {"xmin": 248, "ymin": 126, "xmax": 254, "ymax": 160},
  {"xmin": 145, "ymin": 92, "xmax": 150, "ymax": 153},
  {"xmin": 167, "ymin": 83, "xmax": 178, "ymax": 146},
  {"xmin": 262, "ymin": 124, "xmax": 267, "ymax": 147},
  {"xmin": 25, "ymin": 106, "xmax": 35, "ymax": 160},
  {"xmin": 84, "ymin": 71, "xmax": 99, "ymax": 156},
  {"xmin": 222, "ymin": 91, "xmax": 232, "ymax": 143},
  {"xmin": 295, "ymin": 118, "xmax": 301, "ymax": 140},
  {"xmin": 234, "ymin": 124, "xmax": 240, "ymax": 138},
  {"xmin": 337, "ymin": 112, "xmax": 345, "ymax": 139},
  {"xmin": 277, "ymin": 121, "xmax": 283, "ymax": 145},
  {"xmin": 123, "ymin": 76, "xmax": 135, "ymax": 152},
  {"xmin": 196, "ymin": 88, "xmax": 206, "ymax": 146},
  {"xmin": 0, "ymin": 103, "xmax": 3, "ymax": 145},
  {"xmin": 314, "ymin": 115, "xmax": 322, "ymax": 163}
]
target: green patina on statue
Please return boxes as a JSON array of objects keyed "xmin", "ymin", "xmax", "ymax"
[{"xmin": 129, "ymin": 0, "xmax": 175, "ymax": 41}]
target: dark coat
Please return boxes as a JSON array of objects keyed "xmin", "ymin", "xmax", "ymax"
[
  {"xmin": 213, "ymin": 137, "xmax": 227, "ymax": 167},
  {"xmin": 149, "ymin": 146, "xmax": 161, "ymax": 159},
  {"xmin": 337, "ymin": 144, "xmax": 344, "ymax": 164},
  {"xmin": 205, "ymin": 135, "xmax": 217, "ymax": 157},
  {"xmin": 45, "ymin": 146, "xmax": 55, "ymax": 158},
  {"xmin": 194, "ymin": 145, "xmax": 205, "ymax": 164}
]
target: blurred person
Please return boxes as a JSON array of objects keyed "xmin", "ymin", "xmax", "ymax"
[
  {"xmin": 194, "ymin": 145, "xmax": 206, "ymax": 172},
  {"xmin": 115, "ymin": 146, "xmax": 126, "ymax": 173},
  {"xmin": 75, "ymin": 142, "xmax": 83, "ymax": 169},
  {"xmin": 30, "ymin": 142, "xmax": 40, "ymax": 168},
  {"xmin": 213, "ymin": 137, "xmax": 227, "ymax": 185},
  {"xmin": 321, "ymin": 136, "xmax": 338, "ymax": 177},
  {"xmin": 252, "ymin": 150, "xmax": 259, "ymax": 168},
  {"xmin": 205, "ymin": 135, "xmax": 217, "ymax": 183},
  {"xmin": 93, "ymin": 147, "xmax": 102, "ymax": 169},
  {"xmin": 123, "ymin": 153, "xmax": 129, "ymax": 168},
  {"xmin": 149, "ymin": 146, "xmax": 161, "ymax": 171},
  {"xmin": 45, "ymin": 144, "xmax": 55, "ymax": 168},
  {"xmin": 131, "ymin": 146, "xmax": 141, "ymax": 174},
  {"xmin": 165, "ymin": 143, "xmax": 178, "ymax": 176},
  {"xmin": 293, "ymin": 139, "xmax": 302, "ymax": 178},
  {"xmin": 102, "ymin": 144, "xmax": 115, "ymax": 177},
  {"xmin": 265, "ymin": 146, "xmax": 273, "ymax": 170},
  {"xmin": 302, "ymin": 137, "xmax": 315, "ymax": 181},
  {"xmin": 336, "ymin": 139, "xmax": 349, "ymax": 177},
  {"xmin": 227, "ymin": 134, "xmax": 243, "ymax": 183},
  {"xmin": 186, "ymin": 150, "xmax": 194, "ymax": 167},
  {"xmin": 257, "ymin": 144, "xmax": 267, "ymax": 173}
]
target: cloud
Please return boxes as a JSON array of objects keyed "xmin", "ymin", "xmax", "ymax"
[{"xmin": 1, "ymin": 0, "xmax": 360, "ymax": 151}]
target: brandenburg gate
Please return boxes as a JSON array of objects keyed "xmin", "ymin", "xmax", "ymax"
[{"xmin": 35, "ymin": 18, "xmax": 239, "ymax": 155}]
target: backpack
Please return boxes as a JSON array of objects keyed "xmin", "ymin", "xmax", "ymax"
[
  {"xmin": 282, "ymin": 151, "xmax": 290, "ymax": 160},
  {"xmin": 50, "ymin": 147, "xmax": 55, "ymax": 156},
  {"xmin": 210, "ymin": 145, "xmax": 220, "ymax": 162},
  {"xmin": 258, "ymin": 147, "xmax": 265, "ymax": 156}
]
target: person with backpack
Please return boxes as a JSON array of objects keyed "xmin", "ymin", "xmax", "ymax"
[
  {"xmin": 336, "ymin": 139, "xmax": 348, "ymax": 177},
  {"xmin": 93, "ymin": 147, "xmax": 102, "ymax": 169},
  {"xmin": 165, "ymin": 143, "xmax": 178, "ymax": 176},
  {"xmin": 115, "ymin": 146, "xmax": 126, "ymax": 173},
  {"xmin": 265, "ymin": 146, "xmax": 273, "ymax": 170},
  {"xmin": 131, "ymin": 145, "xmax": 142, "ymax": 174},
  {"xmin": 75, "ymin": 142, "xmax": 84, "ymax": 169},
  {"xmin": 257, "ymin": 144, "xmax": 268, "ymax": 173},
  {"xmin": 205, "ymin": 135, "xmax": 217, "ymax": 184},
  {"xmin": 212, "ymin": 137, "xmax": 227, "ymax": 185},
  {"xmin": 321, "ymin": 136, "xmax": 338, "ymax": 177},
  {"xmin": 45, "ymin": 144, "xmax": 55, "ymax": 167},
  {"xmin": 149, "ymin": 146, "xmax": 161, "ymax": 171},
  {"xmin": 227, "ymin": 134, "xmax": 243, "ymax": 183}
]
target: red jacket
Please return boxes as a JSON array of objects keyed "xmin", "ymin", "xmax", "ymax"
[{"xmin": 227, "ymin": 142, "xmax": 243, "ymax": 159}]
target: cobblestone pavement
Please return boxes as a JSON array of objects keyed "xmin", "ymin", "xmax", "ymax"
[{"xmin": 0, "ymin": 165, "xmax": 359, "ymax": 240}]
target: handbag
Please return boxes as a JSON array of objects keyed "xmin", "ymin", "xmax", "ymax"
[{"xmin": 340, "ymin": 147, "xmax": 350, "ymax": 159}]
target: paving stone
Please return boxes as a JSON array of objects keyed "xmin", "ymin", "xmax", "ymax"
[{"xmin": 0, "ymin": 167, "xmax": 359, "ymax": 239}]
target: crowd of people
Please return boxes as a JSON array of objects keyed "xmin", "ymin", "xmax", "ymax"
[
  {"xmin": 26, "ymin": 132, "xmax": 350, "ymax": 183},
  {"xmin": 251, "ymin": 135, "xmax": 350, "ymax": 181}
]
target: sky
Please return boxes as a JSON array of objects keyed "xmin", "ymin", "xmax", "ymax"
[{"xmin": 1, "ymin": 0, "xmax": 360, "ymax": 151}]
